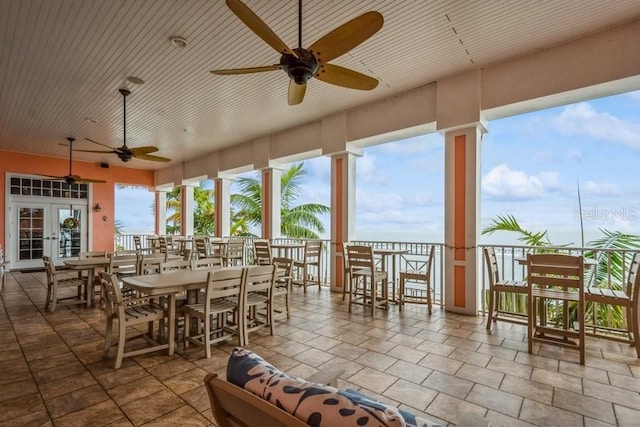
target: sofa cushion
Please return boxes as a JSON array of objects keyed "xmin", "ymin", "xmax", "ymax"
[
  {"xmin": 227, "ymin": 347, "xmax": 406, "ymax": 427},
  {"xmin": 341, "ymin": 389, "xmax": 444, "ymax": 427}
]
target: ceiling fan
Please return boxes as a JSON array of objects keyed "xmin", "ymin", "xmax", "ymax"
[
  {"xmin": 78, "ymin": 88, "xmax": 171, "ymax": 163},
  {"xmin": 40, "ymin": 138, "xmax": 106, "ymax": 185},
  {"xmin": 211, "ymin": 0, "xmax": 383, "ymax": 105}
]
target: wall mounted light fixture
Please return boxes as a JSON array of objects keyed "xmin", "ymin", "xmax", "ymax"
[{"xmin": 94, "ymin": 203, "xmax": 102, "ymax": 212}]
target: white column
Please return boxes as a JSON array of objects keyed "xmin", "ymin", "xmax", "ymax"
[
  {"xmin": 181, "ymin": 185, "xmax": 195, "ymax": 236},
  {"xmin": 214, "ymin": 178, "xmax": 231, "ymax": 237},
  {"xmin": 261, "ymin": 168, "xmax": 282, "ymax": 239},
  {"xmin": 329, "ymin": 152, "xmax": 357, "ymax": 292},
  {"xmin": 443, "ymin": 126, "xmax": 483, "ymax": 314},
  {"xmin": 155, "ymin": 190, "xmax": 167, "ymax": 235}
]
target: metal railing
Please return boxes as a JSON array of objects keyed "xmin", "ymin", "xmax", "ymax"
[{"xmin": 115, "ymin": 235, "xmax": 637, "ymax": 326}]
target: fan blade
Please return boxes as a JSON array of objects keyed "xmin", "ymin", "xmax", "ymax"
[
  {"xmin": 85, "ymin": 137, "xmax": 117, "ymax": 150},
  {"xmin": 134, "ymin": 153, "xmax": 172, "ymax": 162},
  {"xmin": 315, "ymin": 64, "xmax": 378, "ymax": 90},
  {"xmin": 130, "ymin": 146, "xmax": 159, "ymax": 155},
  {"xmin": 226, "ymin": 0, "xmax": 297, "ymax": 57},
  {"xmin": 37, "ymin": 174, "xmax": 65, "ymax": 180},
  {"xmin": 75, "ymin": 177, "xmax": 107, "ymax": 184},
  {"xmin": 288, "ymin": 80, "xmax": 306, "ymax": 105},
  {"xmin": 211, "ymin": 64, "xmax": 281, "ymax": 75},
  {"xmin": 74, "ymin": 149, "xmax": 115, "ymax": 154},
  {"xmin": 309, "ymin": 11, "xmax": 383, "ymax": 63}
]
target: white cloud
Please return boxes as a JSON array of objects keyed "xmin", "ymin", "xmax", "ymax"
[
  {"xmin": 552, "ymin": 102, "xmax": 640, "ymax": 150},
  {"xmin": 482, "ymin": 164, "xmax": 562, "ymax": 201},
  {"xmin": 356, "ymin": 153, "xmax": 388, "ymax": 183},
  {"xmin": 568, "ymin": 149, "xmax": 585, "ymax": 162},
  {"xmin": 583, "ymin": 180, "xmax": 621, "ymax": 197},
  {"xmin": 533, "ymin": 151, "xmax": 559, "ymax": 163}
]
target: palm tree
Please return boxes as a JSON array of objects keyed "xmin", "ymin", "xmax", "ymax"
[{"xmin": 231, "ymin": 163, "xmax": 330, "ymax": 238}]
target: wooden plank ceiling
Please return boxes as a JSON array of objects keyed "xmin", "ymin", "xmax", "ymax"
[{"xmin": 0, "ymin": 0, "xmax": 638, "ymax": 170}]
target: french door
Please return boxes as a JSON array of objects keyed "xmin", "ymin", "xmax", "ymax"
[{"xmin": 10, "ymin": 202, "xmax": 88, "ymax": 269}]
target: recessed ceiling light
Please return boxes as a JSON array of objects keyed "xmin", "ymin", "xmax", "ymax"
[
  {"xmin": 127, "ymin": 76, "xmax": 145, "ymax": 85},
  {"xmin": 170, "ymin": 36, "xmax": 187, "ymax": 48}
]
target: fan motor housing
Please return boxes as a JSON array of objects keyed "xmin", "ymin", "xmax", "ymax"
[{"xmin": 280, "ymin": 48, "xmax": 318, "ymax": 85}]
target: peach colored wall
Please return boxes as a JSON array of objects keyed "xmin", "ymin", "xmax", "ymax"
[{"xmin": 0, "ymin": 150, "xmax": 154, "ymax": 252}]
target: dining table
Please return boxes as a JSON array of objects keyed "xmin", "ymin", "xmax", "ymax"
[
  {"xmin": 121, "ymin": 267, "xmax": 243, "ymax": 355},
  {"xmin": 373, "ymin": 248, "xmax": 409, "ymax": 302},
  {"xmin": 271, "ymin": 242, "xmax": 305, "ymax": 259},
  {"xmin": 63, "ymin": 257, "xmax": 111, "ymax": 307}
]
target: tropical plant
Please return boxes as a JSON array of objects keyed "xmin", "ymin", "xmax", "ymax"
[
  {"xmin": 231, "ymin": 163, "xmax": 330, "ymax": 238},
  {"xmin": 482, "ymin": 214, "xmax": 552, "ymax": 247}
]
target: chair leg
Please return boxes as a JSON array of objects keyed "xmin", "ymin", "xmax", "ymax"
[
  {"xmin": 115, "ymin": 321, "xmax": 126, "ymax": 369},
  {"xmin": 44, "ymin": 284, "xmax": 52, "ymax": 311},
  {"xmin": 285, "ymin": 286, "xmax": 291, "ymax": 319},
  {"xmin": 486, "ymin": 289, "xmax": 494, "ymax": 330},
  {"xmin": 184, "ymin": 312, "xmax": 191, "ymax": 349},
  {"xmin": 578, "ymin": 298, "xmax": 585, "ymax": 365},
  {"xmin": 427, "ymin": 281, "xmax": 432, "ymax": 315},
  {"xmin": 204, "ymin": 313, "xmax": 211, "ymax": 359},
  {"xmin": 398, "ymin": 276, "xmax": 405, "ymax": 311},
  {"xmin": 528, "ymin": 295, "xmax": 535, "ymax": 355},
  {"xmin": 104, "ymin": 317, "xmax": 113, "ymax": 353},
  {"xmin": 50, "ymin": 286, "xmax": 58, "ymax": 312},
  {"xmin": 632, "ymin": 306, "xmax": 640, "ymax": 358}
]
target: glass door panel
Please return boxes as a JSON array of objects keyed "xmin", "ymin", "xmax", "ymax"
[
  {"xmin": 56, "ymin": 206, "xmax": 86, "ymax": 260},
  {"xmin": 18, "ymin": 207, "xmax": 45, "ymax": 262}
]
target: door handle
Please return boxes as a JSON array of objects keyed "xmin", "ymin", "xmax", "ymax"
[
  {"xmin": 44, "ymin": 237, "xmax": 50, "ymax": 240},
  {"xmin": 51, "ymin": 237, "xmax": 58, "ymax": 240}
]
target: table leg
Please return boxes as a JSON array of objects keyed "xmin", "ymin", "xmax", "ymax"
[
  {"xmin": 168, "ymin": 294, "xmax": 176, "ymax": 355},
  {"xmin": 87, "ymin": 268, "xmax": 95, "ymax": 307}
]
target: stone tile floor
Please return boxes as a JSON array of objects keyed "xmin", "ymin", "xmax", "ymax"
[{"xmin": 2, "ymin": 270, "xmax": 640, "ymax": 426}]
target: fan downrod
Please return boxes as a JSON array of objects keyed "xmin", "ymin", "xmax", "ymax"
[{"xmin": 280, "ymin": 48, "xmax": 318, "ymax": 85}]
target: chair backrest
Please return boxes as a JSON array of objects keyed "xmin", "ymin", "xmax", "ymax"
[
  {"xmin": 346, "ymin": 245, "xmax": 375, "ymax": 274},
  {"xmin": 205, "ymin": 268, "xmax": 245, "ymax": 303},
  {"xmin": 627, "ymin": 252, "xmax": 640, "ymax": 303},
  {"xmin": 100, "ymin": 271, "xmax": 124, "ymax": 318},
  {"xmin": 303, "ymin": 240, "xmax": 322, "ymax": 261},
  {"xmin": 527, "ymin": 253, "xmax": 584, "ymax": 292},
  {"xmin": 253, "ymin": 240, "xmax": 272, "ymax": 265},
  {"xmin": 80, "ymin": 251, "xmax": 109, "ymax": 258},
  {"xmin": 139, "ymin": 253, "xmax": 167, "ymax": 275},
  {"xmin": 483, "ymin": 247, "xmax": 500, "ymax": 286},
  {"xmin": 42, "ymin": 255, "xmax": 56, "ymax": 283},
  {"xmin": 194, "ymin": 238, "xmax": 209, "ymax": 258},
  {"xmin": 192, "ymin": 256, "xmax": 223, "ymax": 271},
  {"xmin": 160, "ymin": 259, "xmax": 192, "ymax": 274},
  {"xmin": 133, "ymin": 235, "xmax": 141, "ymax": 251},
  {"xmin": 272, "ymin": 257, "xmax": 292, "ymax": 281},
  {"xmin": 110, "ymin": 253, "xmax": 139, "ymax": 277},
  {"xmin": 245, "ymin": 265, "xmax": 276, "ymax": 295},
  {"xmin": 226, "ymin": 239, "xmax": 245, "ymax": 257},
  {"xmin": 204, "ymin": 372, "xmax": 307, "ymax": 427},
  {"xmin": 158, "ymin": 237, "xmax": 168, "ymax": 253},
  {"xmin": 423, "ymin": 244, "xmax": 436, "ymax": 279}
]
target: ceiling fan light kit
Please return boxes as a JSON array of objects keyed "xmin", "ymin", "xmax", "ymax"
[{"xmin": 211, "ymin": 0, "xmax": 383, "ymax": 105}]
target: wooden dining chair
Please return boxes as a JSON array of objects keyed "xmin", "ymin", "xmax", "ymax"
[
  {"xmin": 341, "ymin": 242, "xmax": 351, "ymax": 301},
  {"xmin": 43, "ymin": 256, "xmax": 88, "ymax": 312},
  {"xmin": 184, "ymin": 268, "xmax": 245, "ymax": 358},
  {"xmin": 399, "ymin": 245, "xmax": 435, "ymax": 314},
  {"xmin": 272, "ymin": 257, "xmax": 293, "ymax": 319},
  {"xmin": 585, "ymin": 252, "xmax": 640, "ymax": 357},
  {"xmin": 346, "ymin": 245, "xmax": 388, "ymax": 317},
  {"xmin": 223, "ymin": 239, "xmax": 245, "ymax": 266},
  {"xmin": 484, "ymin": 247, "xmax": 529, "ymax": 330},
  {"xmin": 138, "ymin": 252, "xmax": 168, "ymax": 275},
  {"xmin": 241, "ymin": 265, "xmax": 276, "ymax": 345},
  {"xmin": 253, "ymin": 239, "xmax": 272, "ymax": 265},
  {"xmin": 100, "ymin": 272, "xmax": 168, "ymax": 368},
  {"xmin": 194, "ymin": 237, "xmax": 210, "ymax": 259},
  {"xmin": 528, "ymin": 253, "xmax": 585, "ymax": 364},
  {"xmin": 292, "ymin": 240, "xmax": 323, "ymax": 292},
  {"xmin": 160, "ymin": 259, "xmax": 192, "ymax": 273},
  {"xmin": 192, "ymin": 256, "xmax": 223, "ymax": 271}
]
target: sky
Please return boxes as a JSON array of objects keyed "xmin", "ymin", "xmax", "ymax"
[{"xmin": 116, "ymin": 90, "xmax": 640, "ymax": 246}]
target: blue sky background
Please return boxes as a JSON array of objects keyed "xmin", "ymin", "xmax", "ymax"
[{"xmin": 116, "ymin": 90, "xmax": 640, "ymax": 245}]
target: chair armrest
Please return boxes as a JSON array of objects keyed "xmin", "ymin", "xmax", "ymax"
[{"xmin": 305, "ymin": 366, "xmax": 344, "ymax": 387}]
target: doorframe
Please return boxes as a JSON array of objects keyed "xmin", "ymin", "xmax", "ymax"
[{"xmin": 4, "ymin": 173, "xmax": 95, "ymax": 270}]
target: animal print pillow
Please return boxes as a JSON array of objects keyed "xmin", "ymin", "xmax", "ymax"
[{"xmin": 227, "ymin": 347, "xmax": 406, "ymax": 427}]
